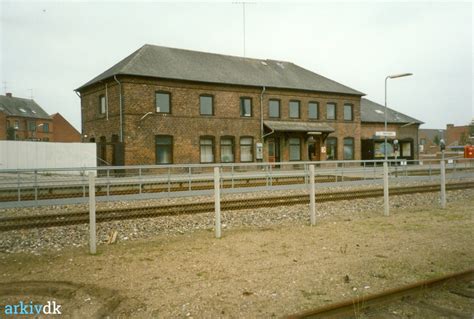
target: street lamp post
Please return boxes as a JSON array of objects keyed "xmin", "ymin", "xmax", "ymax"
[
  {"xmin": 383, "ymin": 72, "xmax": 413, "ymax": 217},
  {"xmin": 384, "ymin": 73, "xmax": 413, "ymax": 161}
]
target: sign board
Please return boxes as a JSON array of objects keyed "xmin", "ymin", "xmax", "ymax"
[
  {"xmin": 321, "ymin": 146, "xmax": 327, "ymax": 154},
  {"xmin": 375, "ymin": 131, "xmax": 396, "ymax": 137},
  {"xmin": 255, "ymin": 142, "xmax": 263, "ymax": 160}
]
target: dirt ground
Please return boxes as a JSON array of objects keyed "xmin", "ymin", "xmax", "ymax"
[{"xmin": 0, "ymin": 198, "xmax": 473, "ymax": 318}]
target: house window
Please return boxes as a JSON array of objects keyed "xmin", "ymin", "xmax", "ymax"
[
  {"xmin": 308, "ymin": 102, "xmax": 319, "ymax": 119},
  {"xmin": 155, "ymin": 135, "xmax": 173, "ymax": 164},
  {"xmin": 240, "ymin": 97, "xmax": 252, "ymax": 117},
  {"xmin": 289, "ymin": 137, "xmax": 301, "ymax": 161},
  {"xmin": 420, "ymin": 138, "xmax": 426, "ymax": 145},
  {"xmin": 326, "ymin": 137, "xmax": 337, "ymax": 160},
  {"xmin": 28, "ymin": 121, "xmax": 36, "ymax": 131},
  {"xmin": 343, "ymin": 137, "xmax": 354, "ymax": 160},
  {"xmin": 289, "ymin": 100, "xmax": 300, "ymax": 118},
  {"xmin": 220, "ymin": 137, "xmax": 235, "ymax": 163},
  {"xmin": 326, "ymin": 103, "xmax": 336, "ymax": 120},
  {"xmin": 14, "ymin": 121, "xmax": 19, "ymax": 129},
  {"xmin": 269, "ymin": 100, "xmax": 280, "ymax": 118},
  {"xmin": 156, "ymin": 92, "xmax": 171, "ymax": 113},
  {"xmin": 42, "ymin": 123, "xmax": 49, "ymax": 133},
  {"xmin": 99, "ymin": 95, "xmax": 106, "ymax": 114},
  {"xmin": 200, "ymin": 95, "xmax": 213, "ymax": 115},
  {"xmin": 200, "ymin": 137, "xmax": 214, "ymax": 163},
  {"xmin": 344, "ymin": 104, "xmax": 353, "ymax": 121},
  {"xmin": 240, "ymin": 137, "xmax": 253, "ymax": 162}
]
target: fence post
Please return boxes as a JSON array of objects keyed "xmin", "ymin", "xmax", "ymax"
[
  {"xmin": 214, "ymin": 167, "xmax": 222, "ymax": 239},
  {"xmin": 383, "ymin": 161, "xmax": 389, "ymax": 216},
  {"xmin": 440, "ymin": 158, "xmax": 446, "ymax": 209},
  {"xmin": 309, "ymin": 165, "xmax": 316, "ymax": 226},
  {"xmin": 88, "ymin": 172, "xmax": 97, "ymax": 254}
]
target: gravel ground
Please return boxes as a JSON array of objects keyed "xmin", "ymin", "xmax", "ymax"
[{"xmin": 0, "ymin": 185, "xmax": 472, "ymax": 254}]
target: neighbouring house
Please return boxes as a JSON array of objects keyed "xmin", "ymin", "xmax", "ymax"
[
  {"xmin": 445, "ymin": 123, "xmax": 473, "ymax": 147},
  {"xmin": 76, "ymin": 44, "xmax": 423, "ymax": 166},
  {"xmin": 360, "ymin": 98, "xmax": 423, "ymax": 160},
  {"xmin": 0, "ymin": 93, "xmax": 53, "ymax": 141},
  {"xmin": 51, "ymin": 113, "xmax": 81, "ymax": 142},
  {"xmin": 0, "ymin": 93, "xmax": 80, "ymax": 143},
  {"xmin": 419, "ymin": 128, "xmax": 445, "ymax": 155}
]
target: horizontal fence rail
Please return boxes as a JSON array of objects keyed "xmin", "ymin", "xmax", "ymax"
[{"xmin": 0, "ymin": 158, "xmax": 473, "ymax": 208}]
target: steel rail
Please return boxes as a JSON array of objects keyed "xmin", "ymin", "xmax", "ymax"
[
  {"xmin": 1, "ymin": 182, "xmax": 473, "ymax": 231},
  {"xmin": 286, "ymin": 268, "xmax": 474, "ymax": 319}
]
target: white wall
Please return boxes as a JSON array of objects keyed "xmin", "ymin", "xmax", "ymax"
[{"xmin": 0, "ymin": 141, "xmax": 96, "ymax": 170}]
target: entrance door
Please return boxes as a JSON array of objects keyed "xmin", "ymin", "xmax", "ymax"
[
  {"xmin": 308, "ymin": 137, "xmax": 321, "ymax": 161},
  {"xmin": 268, "ymin": 138, "xmax": 280, "ymax": 163}
]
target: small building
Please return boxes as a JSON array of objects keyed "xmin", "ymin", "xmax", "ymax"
[
  {"xmin": 0, "ymin": 93, "xmax": 80, "ymax": 143},
  {"xmin": 0, "ymin": 93, "xmax": 53, "ymax": 141},
  {"xmin": 446, "ymin": 123, "xmax": 473, "ymax": 147},
  {"xmin": 360, "ymin": 98, "xmax": 423, "ymax": 160}
]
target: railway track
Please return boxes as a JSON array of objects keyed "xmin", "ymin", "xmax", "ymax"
[
  {"xmin": 287, "ymin": 269, "xmax": 474, "ymax": 319},
  {"xmin": 1, "ymin": 181, "xmax": 473, "ymax": 231}
]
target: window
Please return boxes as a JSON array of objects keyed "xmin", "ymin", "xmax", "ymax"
[
  {"xmin": 200, "ymin": 137, "xmax": 214, "ymax": 163},
  {"xmin": 200, "ymin": 95, "xmax": 213, "ymax": 115},
  {"xmin": 402, "ymin": 142, "xmax": 412, "ymax": 157},
  {"xmin": 344, "ymin": 104, "xmax": 353, "ymax": 121},
  {"xmin": 289, "ymin": 100, "xmax": 300, "ymax": 118},
  {"xmin": 156, "ymin": 92, "xmax": 171, "ymax": 113},
  {"xmin": 14, "ymin": 121, "xmax": 19, "ymax": 129},
  {"xmin": 240, "ymin": 137, "xmax": 253, "ymax": 162},
  {"xmin": 420, "ymin": 138, "xmax": 426, "ymax": 145},
  {"xmin": 220, "ymin": 137, "xmax": 235, "ymax": 163},
  {"xmin": 28, "ymin": 121, "xmax": 36, "ymax": 132},
  {"xmin": 269, "ymin": 100, "xmax": 280, "ymax": 118},
  {"xmin": 240, "ymin": 97, "xmax": 252, "ymax": 117},
  {"xmin": 289, "ymin": 137, "xmax": 301, "ymax": 161},
  {"xmin": 42, "ymin": 123, "xmax": 49, "ymax": 133},
  {"xmin": 326, "ymin": 103, "xmax": 336, "ymax": 120},
  {"xmin": 326, "ymin": 137, "xmax": 337, "ymax": 160},
  {"xmin": 343, "ymin": 137, "xmax": 354, "ymax": 160},
  {"xmin": 308, "ymin": 102, "xmax": 319, "ymax": 119},
  {"xmin": 6, "ymin": 120, "xmax": 10, "ymax": 128},
  {"xmin": 99, "ymin": 95, "xmax": 106, "ymax": 114},
  {"xmin": 155, "ymin": 135, "xmax": 173, "ymax": 164}
]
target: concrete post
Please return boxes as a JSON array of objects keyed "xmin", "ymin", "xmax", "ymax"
[
  {"xmin": 88, "ymin": 172, "xmax": 97, "ymax": 254},
  {"xmin": 309, "ymin": 165, "xmax": 316, "ymax": 226},
  {"xmin": 214, "ymin": 167, "xmax": 222, "ymax": 238},
  {"xmin": 383, "ymin": 162, "xmax": 389, "ymax": 216},
  {"xmin": 440, "ymin": 157, "xmax": 446, "ymax": 209}
]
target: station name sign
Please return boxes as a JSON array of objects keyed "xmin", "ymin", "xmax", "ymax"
[{"xmin": 375, "ymin": 131, "xmax": 396, "ymax": 137}]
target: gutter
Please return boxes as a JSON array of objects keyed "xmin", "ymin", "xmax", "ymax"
[{"xmin": 113, "ymin": 75, "xmax": 124, "ymax": 142}]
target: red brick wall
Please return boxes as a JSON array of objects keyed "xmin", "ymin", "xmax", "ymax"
[
  {"xmin": 80, "ymin": 76, "xmax": 362, "ymax": 165},
  {"xmin": 52, "ymin": 113, "xmax": 81, "ymax": 142},
  {"xmin": 0, "ymin": 115, "xmax": 53, "ymax": 141},
  {"xmin": 446, "ymin": 124, "xmax": 470, "ymax": 146}
]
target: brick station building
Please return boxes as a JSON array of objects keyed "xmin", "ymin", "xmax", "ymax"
[{"xmin": 76, "ymin": 44, "xmax": 420, "ymax": 166}]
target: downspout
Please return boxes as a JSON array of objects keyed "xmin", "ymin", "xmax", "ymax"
[
  {"xmin": 260, "ymin": 86, "xmax": 266, "ymax": 142},
  {"xmin": 113, "ymin": 75, "xmax": 123, "ymax": 142},
  {"xmin": 75, "ymin": 91, "xmax": 83, "ymax": 142}
]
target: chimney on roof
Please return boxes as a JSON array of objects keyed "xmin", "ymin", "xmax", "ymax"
[{"xmin": 6, "ymin": 93, "xmax": 12, "ymax": 97}]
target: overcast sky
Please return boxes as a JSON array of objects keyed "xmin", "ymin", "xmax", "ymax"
[{"xmin": 1, "ymin": 1, "xmax": 472, "ymax": 131}]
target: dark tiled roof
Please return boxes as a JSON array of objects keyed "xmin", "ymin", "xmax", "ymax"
[
  {"xmin": 0, "ymin": 95, "xmax": 51, "ymax": 119},
  {"xmin": 361, "ymin": 98, "xmax": 423, "ymax": 124},
  {"xmin": 264, "ymin": 120, "xmax": 335, "ymax": 133},
  {"xmin": 77, "ymin": 44, "xmax": 364, "ymax": 96}
]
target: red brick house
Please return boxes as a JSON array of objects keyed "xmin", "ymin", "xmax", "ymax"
[
  {"xmin": 76, "ymin": 44, "xmax": 422, "ymax": 165},
  {"xmin": 0, "ymin": 93, "xmax": 80, "ymax": 143}
]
